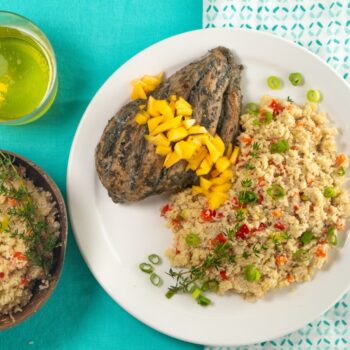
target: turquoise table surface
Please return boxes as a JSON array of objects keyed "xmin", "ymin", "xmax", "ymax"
[{"xmin": 0, "ymin": 1, "xmax": 202, "ymax": 349}]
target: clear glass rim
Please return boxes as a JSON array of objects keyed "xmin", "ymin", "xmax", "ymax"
[{"xmin": 0, "ymin": 11, "xmax": 57, "ymax": 125}]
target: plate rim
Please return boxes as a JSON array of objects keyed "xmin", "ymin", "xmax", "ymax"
[{"xmin": 67, "ymin": 28, "xmax": 350, "ymax": 346}]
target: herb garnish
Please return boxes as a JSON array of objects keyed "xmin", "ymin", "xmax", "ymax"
[{"xmin": 0, "ymin": 152, "xmax": 58, "ymax": 274}]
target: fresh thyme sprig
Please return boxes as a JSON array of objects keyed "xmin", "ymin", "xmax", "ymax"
[{"xmin": 0, "ymin": 152, "xmax": 59, "ymax": 274}]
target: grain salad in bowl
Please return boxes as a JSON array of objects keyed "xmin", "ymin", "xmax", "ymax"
[
  {"xmin": 0, "ymin": 152, "xmax": 66, "ymax": 326},
  {"xmin": 163, "ymin": 95, "xmax": 350, "ymax": 300}
]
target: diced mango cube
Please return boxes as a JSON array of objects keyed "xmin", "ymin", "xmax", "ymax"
[
  {"xmin": 154, "ymin": 100, "xmax": 174, "ymax": 120},
  {"xmin": 222, "ymin": 169, "xmax": 234, "ymax": 179},
  {"xmin": 210, "ymin": 169, "xmax": 220, "ymax": 178},
  {"xmin": 151, "ymin": 116, "xmax": 183, "ymax": 135},
  {"xmin": 229, "ymin": 146, "xmax": 240, "ymax": 165},
  {"xmin": 175, "ymin": 97, "xmax": 193, "ymax": 116},
  {"xmin": 147, "ymin": 116, "xmax": 164, "ymax": 133},
  {"xmin": 174, "ymin": 141, "xmax": 197, "ymax": 160},
  {"xmin": 156, "ymin": 145, "xmax": 172, "ymax": 156},
  {"xmin": 211, "ymin": 172, "xmax": 232, "ymax": 185},
  {"xmin": 188, "ymin": 125, "xmax": 207, "ymax": 135},
  {"xmin": 147, "ymin": 96, "xmax": 160, "ymax": 117},
  {"xmin": 204, "ymin": 138, "xmax": 221, "ymax": 163},
  {"xmin": 164, "ymin": 151, "xmax": 181, "ymax": 168},
  {"xmin": 196, "ymin": 157, "xmax": 212, "ymax": 176},
  {"xmin": 215, "ymin": 156, "xmax": 231, "ymax": 173},
  {"xmin": 183, "ymin": 119, "xmax": 196, "ymax": 129},
  {"xmin": 131, "ymin": 82, "xmax": 147, "ymax": 100},
  {"xmin": 170, "ymin": 95, "xmax": 177, "ymax": 102},
  {"xmin": 200, "ymin": 177, "xmax": 212, "ymax": 191},
  {"xmin": 192, "ymin": 185, "xmax": 208, "ymax": 196},
  {"xmin": 212, "ymin": 135, "xmax": 225, "ymax": 157},
  {"xmin": 167, "ymin": 127, "xmax": 188, "ymax": 142},
  {"xmin": 141, "ymin": 75, "xmax": 161, "ymax": 86},
  {"xmin": 208, "ymin": 192, "xmax": 228, "ymax": 210},
  {"xmin": 145, "ymin": 133, "xmax": 170, "ymax": 147},
  {"xmin": 211, "ymin": 183, "xmax": 231, "ymax": 193},
  {"xmin": 186, "ymin": 147, "xmax": 208, "ymax": 171},
  {"xmin": 134, "ymin": 112, "xmax": 149, "ymax": 125}
]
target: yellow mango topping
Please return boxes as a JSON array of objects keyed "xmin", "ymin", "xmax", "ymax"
[
  {"xmin": 167, "ymin": 127, "xmax": 188, "ymax": 142},
  {"xmin": 145, "ymin": 133, "xmax": 170, "ymax": 147},
  {"xmin": 132, "ymin": 91, "xmax": 240, "ymax": 209},
  {"xmin": 215, "ymin": 156, "xmax": 231, "ymax": 173},
  {"xmin": 156, "ymin": 145, "xmax": 172, "ymax": 156},
  {"xmin": 134, "ymin": 112, "xmax": 149, "ymax": 125},
  {"xmin": 131, "ymin": 72, "xmax": 163, "ymax": 100},
  {"xmin": 174, "ymin": 141, "xmax": 197, "ymax": 160},
  {"xmin": 164, "ymin": 151, "xmax": 181, "ymax": 168},
  {"xmin": 230, "ymin": 146, "xmax": 240, "ymax": 165},
  {"xmin": 0, "ymin": 82, "xmax": 8, "ymax": 93}
]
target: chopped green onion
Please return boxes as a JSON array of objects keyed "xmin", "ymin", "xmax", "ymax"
[
  {"xmin": 300, "ymin": 230, "xmax": 314, "ymax": 245},
  {"xmin": 326, "ymin": 227, "xmax": 338, "ymax": 246},
  {"xmin": 272, "ymin": 232, "xmax": 289, "ymax": 244},
  {"xmin": 150, "ymin": 273, "xmax": 162, "ymax": 287},
  {"xmin": 148, "ymin": 254, "xmax": 161, "ymax": 265},
  {"xmin": 264, "ymin": 111, "xmax": 273, "ymax": 124},
  {"xmin": 202, "ymin": 280, "xmax": 219, "ymax": 292},
  {"xmin": 300, "ymin": 193, "xmax": 309, "ymax": 201},
  {"xmin": 165, "ymin": 290, "xmax": 175, "ymax": 299},
  {"xmin": 197, "ymin": 295, "xmax": 211, "ymax": 306},
  {"xmin": 289, "ymin": 72, "xmax": 303, "ymax": 86},
  {"xmin": 244, "ymin": 264, "xmax": 261, "ymax": 282},
  {"xmin": 267, "ymin": 76, "xmax": 282, "ymax": 90},
  {"xmin": 238, "ymin": 190, "xmax": 258, "ymax": 204},
  {"xmin": 192, "ymin": 287, "xmax": 201, "ymax": 299},
  {"xmin": 270, "ymin": 139, "xmax": 289, "ymax": 153},
  {"xmin": 337, "ymin": 167, "xmax": 346, "ymax": 176},
  {"xmin": 306, "ymin": 89, "xmax": 321, "ymax": 103},
  {"xmin": 244, "ymin": 102, "xmax": 260, "ymax": 115},
  {"xmin": 252, "ymin": 119, "xmax": 261, "ymax": 126},
  {"xmin": 185, "ymin": 233, "xmax": 200, "ymax": 247},
  {"xmin": 293, "ymin": 249, "xmax": 310, "ymax": 262},
  {"xmin": 267, "ymin": 184, "xmax": 285, "ymax": 199},
  {"xmin": 323, "ymin": 187, "xmax": 336, "ymax": 198},
  {"xmin": 139, "ymin": 263, "xmax": 153, "ymax": 274}
]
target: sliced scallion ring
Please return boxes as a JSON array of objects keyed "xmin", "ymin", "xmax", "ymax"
[
  {"xmin": 150, "ymin": 273, "xmax": 162, "ymax": 286},
  {"xmin": 289, "ymin": 72, "xmax": 303, "ymax": 86},
  {"xmin": 306, "ymin": 89, "xmax": 321, "ymax": 103},
  {"xmin": 148, "ymin": 254, "xmax": 161, "ymax": 265},
  {"xmin": 139, "ymin": 262, "xmax": 153, "ymax": 274},
  {"xmin": 197, "ymin": 295, "xmax": 212, "ymax": 306},
  {"xmin": 267, "ymin": 76, "xmax": 282, "ymax": 90}
]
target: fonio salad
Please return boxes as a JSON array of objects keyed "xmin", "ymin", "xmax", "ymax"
[{"xmin": 163, "ymin": 95, "xmax": 350, "ymax": 301}]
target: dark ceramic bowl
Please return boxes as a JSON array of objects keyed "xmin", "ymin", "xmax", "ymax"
[{"xmin": 0, "ymin": 150, "xmax": 68, "ymax": 330}]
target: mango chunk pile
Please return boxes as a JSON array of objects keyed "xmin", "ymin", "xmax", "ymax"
[
  {"xmin": 130, "ymin": 73, "xmax": 164, "ymax": 100},
  {"xmin": 134, "ymin": 94, "xmax": 240, "ymax": 210}
]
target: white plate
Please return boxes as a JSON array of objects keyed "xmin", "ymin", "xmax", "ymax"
[{"xmin": 67, "ymin": 29, "xmax": 350, "ymax": 346}]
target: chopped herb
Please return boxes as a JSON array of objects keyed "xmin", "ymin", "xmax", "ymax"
[
  {"xmin": 323, "ymin": 187, "xmax": 336, "ymax": 199},
  {"xmin": 244, "ymin": 264, "xmax": 261, "ymax": 282},
  {"xmin": 326, "ymin": 227, "xmax": 337, "ymax": 246},
  {"xmin": 235, "ymin": 209, "xmax": 245, "ymax": 222},
  {"xmin": 185, "ymin": 233, "xmax": 201, "ymax": 247},
  {"xmin": 241, "ymin": 179, "xmax": 252, "ymax": 188},
  {"xmin": 267, "ymin": 184, "xmax": 285, "ymax": 199},
  {"xmin": 300, "ymin": 231, "xmax": 314, "ymax": 245},
  {"xmin": 245, "ymin": 161, "xmax": 255, "ymax": 170},
  {"xmin": 242, "ymin": 251, "xmax": 250, "ymax": 259},
  {"xmin": 293, "ymin": 249, "xmax": 310, "ymax": 262},
  {"xmin": 244, "ymin": 102, "xmax": 260, "ymax": 115},
  {"xmin": 270, "ymin": 139, "xmax": 290, "ymax": 154},
  {"xmin": 252, "ymin": 142, "xmax": 260, "ymax": 151},
  {"xmin": 336, "ymin": 167, "xmax": 346, "ymax": 176},
  {"xmin": 238, "ymin": 191, "xmax": 258, "ymax": 204},
  {"xmin": 287, "ymin": 96, "xmax": 294, "ymax": 103},
  {"xmin": 253, "ymin": 242, "xmax": 268, "ymax": 257}
]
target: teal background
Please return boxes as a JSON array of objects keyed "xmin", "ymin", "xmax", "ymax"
[{"xmin": 0, "ymin": 1, "xmax": 202, "ymax": 349}]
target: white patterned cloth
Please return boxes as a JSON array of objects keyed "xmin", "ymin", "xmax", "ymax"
[{"xmin": 203, "ymin": 1, "xmax": 350, "ymax": 349}]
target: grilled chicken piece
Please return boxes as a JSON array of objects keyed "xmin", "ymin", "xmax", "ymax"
[{"xmin": 95, "ymin": 47, "xmax": 243, "ymax": 203}]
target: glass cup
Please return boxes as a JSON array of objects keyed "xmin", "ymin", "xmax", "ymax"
[{"xmin": 0, "ymin": 11, "xmax": 57, "ymax": 125}]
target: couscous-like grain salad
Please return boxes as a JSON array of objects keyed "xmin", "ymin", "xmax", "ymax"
[
  {"xmin": 0, "ymin": 154, "xmax": 60, "ymax": 315},
  {"xmin": 163, "ymin": 96, "xmax": 350, "ymax": 300}
]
